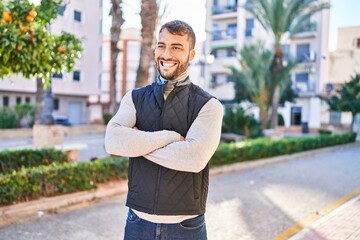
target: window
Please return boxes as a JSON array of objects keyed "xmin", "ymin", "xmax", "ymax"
[
  {"xmin": 226, "ymin": 75, "xmax": 234, "ymax": 83},
  {"xmin": 53, "ymin": 98, "xmax": 59, "ymax": 111},
  {"xmin": 58, "ymin": 5, "xmax": 66, "ymax": 16},
  {"xmin": 245, "ymin": 19, "xmax": 254, "ymax": 37},
  {"xmin": 282, "ymin": 44, "xmax": 290, "ymax": 62},
  {"xmin": 74, "ymin": 10, "xmax": 82, "ymax": 22},
  {"xmin": 227, "ymin": 23, "xmax": 237, "ymax": 38},
  {"xmin": 226, "ymin": 48, "xmax": 236, "ymax": 57},
  {"xmin": 73, "ymin": 71, "xmax": 81, "ymax": 81},
  {"xmin": 16, "ymin": 96, "xmax": 21, "ymax": 104},
  {"xmin": 99, "ymin": 19, "xmax": 103, "ymax": 34},
  {"xmin": 98, "ymin": 74, "xmax": 102, "ymax": 89},
  {"xmin": 99, "ymin": 47, "xmax": 102, "ymax": 62},
  {"xmin": 296, "ymin": 43, "xmax": 310, "ymax": 62},
  {"xmin": 3, "ymin": 96, "xmax": 9, "ymax": 107},
  {"xmin": 329, "ymin": 111, "xmax": 341, "ymax": 125},
  {"xmin": 25, "ymin": 97, "xmax": 31, "ymax": 103},
  {"xmin": 52, "ymin": 72, "xmax": 63, "ymax": 79},
  {"xmin": 295, "ymin": 73, "xmax": 309, "ymax": 92}
]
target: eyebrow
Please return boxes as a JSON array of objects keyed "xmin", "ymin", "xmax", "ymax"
[{"xmin": 157, "ymin": 42, "xmax": 184, "ymax": 48}]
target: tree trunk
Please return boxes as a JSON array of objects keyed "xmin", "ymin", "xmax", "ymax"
[
  {"xmin": 270, "ymin": 45, "xmax": 283, "ymax": 129},
  {"xmin": 270, "ymin": 85, "xmax": 280, "ymax": 128},
  {"xmin": 135, "ymin": 0, "xmax": 157, "ymax": 88},
  {"xmin": 109, "ymin": 0, "xmax": 124, "ymax": 114},
  {"xmin": 259, "ymin": 105, "xmax": 268, "ymax": 129},
  {"xmin": 35, "ymin": 78, "xmax": 44, "ymax": 125}
]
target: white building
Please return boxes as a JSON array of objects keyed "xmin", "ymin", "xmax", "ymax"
[
  {"xmin": 99, "ymin": 28, "xmax": 142, "ymax": 110},
  {"xmin": 0, "ymin": 0, "xmax": 103, "ymax": 125},
  {"xmin": 321, "ymin": 26, "xmax": 360, "ymax": 129},
  {"xmin": 204, "ymin": 0, "xmax": 330, "ymax": 130}
]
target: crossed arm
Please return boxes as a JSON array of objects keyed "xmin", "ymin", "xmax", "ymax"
[{"xmin": 104, "ymin": 90, "xmax": 223, "ymax": 173}]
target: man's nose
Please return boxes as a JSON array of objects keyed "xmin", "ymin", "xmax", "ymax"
[{"xmin": 161, "ymin": 47, "xmax": 172, "ymax": 59}]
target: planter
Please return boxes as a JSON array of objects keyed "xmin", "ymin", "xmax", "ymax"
[{"xmin": 32, "ymin": 124, "xmax": 65, "ymax": 148}]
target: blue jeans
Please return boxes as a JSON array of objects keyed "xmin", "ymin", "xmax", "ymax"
[{"xmin": 124, "ymin": 209, "xmax": 207, "ymax": 240}]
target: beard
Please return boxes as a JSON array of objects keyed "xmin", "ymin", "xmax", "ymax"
[{"xmin": 156, "ymin": 56, "xmax": 190, "ymax": 80}]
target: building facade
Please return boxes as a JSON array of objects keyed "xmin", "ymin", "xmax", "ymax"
[
  {"xmin": 321, "ymin": 26, "xmax": 360, "ymax": 128},
  {"xmin": 0, "ymin": 0, "xmax": 103, "ymax": 125},
  {"xmin": 204, "ymin": 0, "xmax": 330, "ymax": 129},
  {"xmin": 99, "ymin": 28, "xmax": 142, "ymax": 110}
]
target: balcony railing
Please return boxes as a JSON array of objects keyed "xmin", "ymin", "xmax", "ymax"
[
  {"xmin": 211, "ymin": 29, "xmax": 237, "ymax": 41},
  {"xmin": 212, "ymin": 4, "xmax": 237, "ymax": 15}
]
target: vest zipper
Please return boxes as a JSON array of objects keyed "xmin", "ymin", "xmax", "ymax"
[{"xmin": 153, "ymin": 86, "xmax": 181, "ymax": 213}]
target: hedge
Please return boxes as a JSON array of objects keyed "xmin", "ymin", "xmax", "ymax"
[
  {"xmin": 0, "ymin": 148, "xmax": 68, "ymax": 174},
  {"xmin": 210, "ymin": 132, "xmax": 357, "ymax": 167},
  {"xmin": 0, "ymin": 132, "xmax": 356, "ymax": 205},
  {"xmin": 0, "ymin": 157, "xmax": 128, "ymax": 205}
]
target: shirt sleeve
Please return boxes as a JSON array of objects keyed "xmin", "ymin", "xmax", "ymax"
[
  {"xmin": 143, "ymin": 98, "xmax": 224, "ymax": 173},
  {"xmin": 104, "ymin": 90, "xmax": 181, "ymax": 157}
]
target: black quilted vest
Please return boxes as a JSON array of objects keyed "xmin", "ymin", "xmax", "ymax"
[{"xmin": 126, "ymin": 79, "xmax": 213, "ymax": 215}]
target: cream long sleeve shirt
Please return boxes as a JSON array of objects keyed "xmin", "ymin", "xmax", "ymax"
[{"xmin": 104, "ymin": 79, "xmax": 223, "ymax": 223}]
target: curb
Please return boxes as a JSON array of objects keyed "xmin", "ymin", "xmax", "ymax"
[{"xmin": 1, "ymin": 141, "xmax": 359, "ymax": 227}]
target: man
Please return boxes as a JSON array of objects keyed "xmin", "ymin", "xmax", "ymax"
[{"xmin": 105, "ymin": 20, "xmax": 223, "ymax": 240}]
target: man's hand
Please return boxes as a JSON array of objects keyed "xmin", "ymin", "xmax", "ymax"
[{"xmin": 180, "ymin": 135, "xmax": 185, "ymax": 141}]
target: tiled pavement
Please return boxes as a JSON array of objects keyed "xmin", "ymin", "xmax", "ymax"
[{"xmin": 290, "ymin": 194, "xmax": 360, "ymax": 240}]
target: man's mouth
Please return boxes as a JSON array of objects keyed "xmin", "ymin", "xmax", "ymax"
[{"xmin": 160, "ymin": 60, "xmax": 177, "ymax": 69}]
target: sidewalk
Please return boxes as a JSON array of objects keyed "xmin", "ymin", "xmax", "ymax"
[{"xmin": 289, "ymin": 193, "xmax": 360, "ymax": 240}]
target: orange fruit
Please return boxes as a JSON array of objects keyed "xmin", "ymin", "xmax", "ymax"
[
  {"xmin": 2, "ymin": 11, "xmax": 11, "ymax": 23},
  {"xmin": 17, "ymin": 45, "xmax": 23, "ymax": 51},
  {"xmin": 22, "ymin": 26, "xmax": 30, "ymax": 32},
  {"xmin": 57, "ymin": 47, "xmax": 66, "ymax": 53},
  {"xmin": 26, "ymin": 15, "xmax": 34, "ymax": 23},
  {"xmin": 28, "ymin": 10, "xmax": 37, "ymax": 18}
]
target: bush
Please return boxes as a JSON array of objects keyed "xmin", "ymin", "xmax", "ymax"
[
  {"xmin": 0, "ymin": 108, "xmax": 17, "ymax": 129},
  {"xmin": 103, "ymin": 112, "xmax": 113, "ymax": 125},
  {"xmin": 222, "ymin": 106, "xmax": 263, "ymax": 138},
  {"xmin": 0, "ymin": 148, "xmax": 69, "ymax": 174},
  {"xmin": 0, "ymin": 157, "xmax": 128, "ymax": 205},
  {"xmin": 278, "ymin": 113, "xmax": 285, "ymax": 126},
  {"xmin": 210, "ymin": 132, "xmax": 356, "ymax": 167},
  {"xmin": 14, "ymin": 103, "xmax": 35, "ymax": 128},
  {"xmin": 318, "ymin": 129, "xmax": 332, "ymax": 135}
]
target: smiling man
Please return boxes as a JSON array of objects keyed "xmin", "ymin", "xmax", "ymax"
[{"xmin": 105, "ymin": 20, "xmax": 223, "ymax": 240}]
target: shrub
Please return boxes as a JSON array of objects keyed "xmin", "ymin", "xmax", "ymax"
[
  {"xmin": 210, "ymin": 132, "xmax": 356, "ymax": 167},
  {"xmin": 0, "ymin": 157, "xmax": 128, "ymax": 205},
  {"xmin": 222, "ymin": 106, "xmax": 263, "ymax": 138},
  {"xmin": 14, "ymin": 103, "xmax": 35, "ymax": 128},
  {"xmin": 0, "ymin": 148, "xmax": 69, "ymax": 174},
  {"xmin": 0, "ymin": 108, "xmax": 17, "ymax": 129},
  {"xmin": 103, "ymin": 112, "xmax": 113, "ymax": 125},
  {"xmin": 318, "ymin": 129, "xmax": 332, "ymax": 135},
  {"xmin": 278, "ymin": 113, "xmax": 285, "ymax": 126}
]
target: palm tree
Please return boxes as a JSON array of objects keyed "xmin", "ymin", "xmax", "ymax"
[
  {"xmin": 244, "ymin": 0, "xmax": 330, "ymax": 128},
  {"xmin": 229, "ymin": 43, "xmax": 273, "ymax": 128},
  {"xmin": 109, "ymin": 0, "xmax": 124, "ymax": 114},
  {"xmin": 135, "ymin": 0, "xmax": 157, "ymax": 88}
]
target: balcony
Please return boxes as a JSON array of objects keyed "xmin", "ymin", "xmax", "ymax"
[
  {"xmin": 211, "ymin": 29, "xmax": 237, "ymax": 41},
  {"xmin": 292, "ymin": 22, "xmax": 317, "ymax": 39},
  {"xmin": 212, "ymin": 4, "xmax": 237, "ymax": 15}
]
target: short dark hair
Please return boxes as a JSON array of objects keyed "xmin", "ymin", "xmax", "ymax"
[{"xmin": 159, "ymin": 20, "xmax": 196, "ymax": 49}]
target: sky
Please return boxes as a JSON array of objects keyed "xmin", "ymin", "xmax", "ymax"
[{"xmin": 103, "ymin": 0, "xmax": 360, "ymax": 52}]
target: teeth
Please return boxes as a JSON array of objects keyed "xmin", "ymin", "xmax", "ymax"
[{"xmin": 161, "ymin": 61, "xmax": 176, "ymax": 67}]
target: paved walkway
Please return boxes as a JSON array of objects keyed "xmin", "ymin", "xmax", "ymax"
[{"xmin": 289, "ymin": 193, "xmax": 360, "ymax": 240}]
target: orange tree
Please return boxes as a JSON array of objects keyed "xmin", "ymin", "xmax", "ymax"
[{"xmin": 0, "ymin": 0, "xmax": 82, "ymax": 123}]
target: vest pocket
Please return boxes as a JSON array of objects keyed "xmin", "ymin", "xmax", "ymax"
[{"xmin": 193, "ymin": 173, "xmax": 200, "ymax": 199}]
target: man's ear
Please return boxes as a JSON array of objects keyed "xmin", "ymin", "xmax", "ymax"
[{"xmin": 189, "ymin": 49, "xmax": 195, "ymax": 61}]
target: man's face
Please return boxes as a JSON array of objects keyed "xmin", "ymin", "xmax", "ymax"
[{"xmin": 154, "ymin": 28, "xmax": 195, "ymax": 80}]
